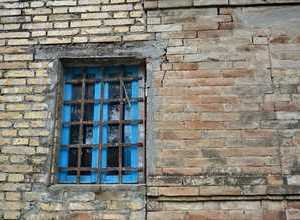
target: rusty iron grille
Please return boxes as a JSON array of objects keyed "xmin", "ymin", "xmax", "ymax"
[{"xmin": 54, "ymin": 65, "xmax": 145, "ymax": 184}]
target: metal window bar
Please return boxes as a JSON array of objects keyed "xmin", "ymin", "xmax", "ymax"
[
  {"xmin": 119, "ymin": 76, "xmax": 124, "ymax": 183},
  {"xmin": 97, "ymin": 75, "xmax": 104, "ymax": 184},
  {"xmin": 62, "ymin": 119, "xmax": 143, "ymax": 126},
  {"xmin": 61, "ymin": 142, "xmax": 144, "ymax": 148},
  {"xmin": 77, "ymin": 70, "xmax": 85, "ymax": 183},
  {"xmin": 63, "ymin": 98, "xmax": 144, "ymax": 105}
]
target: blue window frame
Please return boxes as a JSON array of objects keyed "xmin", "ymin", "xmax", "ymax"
[{"xmin": 57, "ymin": 65, "xmax": 144, "ymax": 184}]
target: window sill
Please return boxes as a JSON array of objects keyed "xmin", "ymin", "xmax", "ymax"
[{"xmin": 48, "ymin": 183, "xmax": 146, "ymax": 192}]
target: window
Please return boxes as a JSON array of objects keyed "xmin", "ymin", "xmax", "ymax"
[{"xmin": 56, "ymin": 64, "xmax": 145, "ymax": 184}]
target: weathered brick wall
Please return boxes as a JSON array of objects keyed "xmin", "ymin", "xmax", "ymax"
[
  {"xmin": 147, "ymin": 4, "xmax": 300, "ymax": 220},
  {"xmin": 1, "ymin": 0, "xmax": 300, "ymax": 219},
  {"xmin": 0, "ymin": 1, "xmax": 148, "ymax": 219}
]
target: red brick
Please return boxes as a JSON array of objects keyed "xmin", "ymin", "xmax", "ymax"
[
  {"xmin": 203, "ymin": 78, "xmax": 235, "ymax": 86},
  {"xmin": 263, "ymin": 211, "xmax": 286, "ymax": 220},
  {"xmin": 275, "ymin": 102, "xmax": 299, "ymax": 111},
  {"xmin": 241, "ymin": 130, "xmax": 274, "ymax": 139},
  {"xmin": 172, "ymin": 63, "xmax": 198, "ymax": 70},
  {"xmin": 222, "ymin": 68, "xmax": 254, "ymax": 78},
  {"xmin": 218, "ymin": 22, "xmax": 234, "ymax": 30},
  {"xmin": 261, "ymin": 102, "xmax": 275, "ymax": 112},
  {"xmin": 220, "ymin": 147, "xmax": 277, "ymax": 157},
  {"xmin": 158, "ymin": 130, "xmax": 201, "ymax": 140},
  {"xmin": 184, "ymin": 104, "xmax": 224, "ymax": 112},
  {"xmin": 267, "ymin": 175, "xmax": 284, "ymax": 186},
  {"xmin": 147, "ymin": 212, "xmax": 185, "ymax": 220},
  {"xmin": 270, "ymin": 35, "xmax": 290, "ymax": 44},
  {"xmin": 287, "ymin": 201, "xmax": 300, "ymax": 209},
  {"xmin": 184, "ymin": 121, "xmax": 224, "ymax": 129},
  {"xmin": 187, "ymin": 211, "xmax": 227, "ymax": 220},
  {"xmin": 201, "ymin": 96, "xmax": 239, "ymax": 104},
  {"xmin": 162, "ymin": 167, "xmax": 203, "ymax": 176}
]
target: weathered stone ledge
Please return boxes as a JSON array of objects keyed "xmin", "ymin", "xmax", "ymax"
[{"xmin": 144, "ymin": 0, "xmax": 300, "ymax": 9}]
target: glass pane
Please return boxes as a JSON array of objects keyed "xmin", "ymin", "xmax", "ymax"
[
  {"xmin": 84, "ymin": 104, "xmax": 94, "ymax": 121},
  {"xmin": 108, "ymin": 125, "xmax": 119, "ymax": 144},
  {"xmin": 72, "ymin": 84, "xmax": 82, "ymax": 100},
  {"xmin": 107, "ymin": 147, "xmax": 119, "ymax": 175},
  {"xmin": 109, "ymin": 103, "xmax": 120, "ymax": 120},
  {"xmin": 107, "ymin": 148, "xmax": 119, "ymax": 167},
  {"xmin": 70, "ymin": 125, "xmax": 80, "ymax": 144},
  {"xmin": 124, "ymin": 65, "xmax": 138, "ymax": 77},
  {"xmin": 83, "ymin": 125, "xmax": 93, "ymax": 144},
  {"xmin": 86, "ymin": 73, "xmax": 95, "ymax": 79},
  {"xmin": 124, "ymin": 104, "xmax": 131, "ymax": 120},
  {"xmin": 71, "ymin": 104, "xmax": 81, "ymax": 121},
  {"xmin": 68, "ymin": 148, "xmax": 77, "ymax": 175},
  {"xmin": 122, "ymin": 147, "xmax": 131, "ymax": 167},
  {"xmin": 109, "ymin": 82, "xmax": 120, "ymax": 99},
  {"xmin": 80, "ymin": 148, "xmax": 92, "ymax": 175},
  {"xmin": 71, "ymin": 72, "xmax": 82, "ymax": 80},
  {"xmin": 105, "ymin": 66, "xmax": 121, "ymax": 79},
  {"xmin": 85, "ymin": 83, "xmax": 94, "ymax": 99},
  {"xmin": 124, "ymin": 125, "xmax": 132, "ymax": 143},
  {"xmin": 123, "ymin": 124, "xmax": 142, "ymax": 143}
]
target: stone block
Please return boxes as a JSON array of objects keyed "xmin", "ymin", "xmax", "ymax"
[
  {"xmin": 102, "ymin": 4, "xmax": 133, "ymax": 11},
  {"xmin": 194, "ymin": 0, "xmax": 227, "ymax": 5},
  {"xmin": 158, "ymin": 0, "xmax": 192, "ymax": 8},
  {"xmin": 159, "ymin": 187, "xmax": 199, "ymax": 196}
]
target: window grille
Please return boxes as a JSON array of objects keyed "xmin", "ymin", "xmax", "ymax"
[{"xmin": 55, "ymin": 64, "xmax": 145, "ymax": 184}]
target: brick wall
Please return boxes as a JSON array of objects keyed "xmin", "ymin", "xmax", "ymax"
[
  {"xmin": 146, "ymin": 4, "xmax": 300, "ymax": 219},
  {"xmin": 1, "ymin": 0, "xmax": 300, "ymax": 219}
]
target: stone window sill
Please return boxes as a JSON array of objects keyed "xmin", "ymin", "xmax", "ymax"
[{"xmin": 49, "ymin": 184, "xmax": 146, "ymax": 192}]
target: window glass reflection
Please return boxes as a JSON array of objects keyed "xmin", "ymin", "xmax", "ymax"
[
  {"xmin": 109, "ymin": 83, "xmax": 120, "ymax": 99},
  {"xmin": 70, "ymin": 125, "xmax": 80, "ymax": 144},
  {"xmin": 80, "ymin": 148, "xmax": 91, "ymax": 175},
  {"xmin": 72, "ymin": 84, "xmax": 82, "ymax": 100},
  {"xmin": 85, "ymin": 83, "xmax": 94, "ymax": 99},
  {"xmin": 109, "ymin": 104, "xmax": 120, "ymax": 120},
  {"xmin": 83, "ymin": 125, "xmax": 93, "ymax": 144},
  {"xmin": 71, "ymin": 105, "xmax": 81, "ymax": 121},
  {"xmin": 108, "ymin": 125, "xmax": 119, "ymax": 144},
  {"xmin": 84, "ymin": 104, "xmax": 94, "ymax": 121}
]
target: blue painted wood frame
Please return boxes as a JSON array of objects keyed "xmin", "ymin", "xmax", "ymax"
[
  {"xmin": 122, "ymin": 80, "xmax": 139, "ymax": 183},
  {"xmin": 58, "ymin": 67, "xmax": 100, "ymax": 183},
  {"xmin": 59, "ymin": 68, "xmax": 77, "ymax": 183},
  {"xmin": 122, "ymin": 65, "xmax": 139, "ymax": 183},
  {"xmin": 90, "ymin": 67, "xmax": 102, "ymax": 183},
  {"xmin": 101, "ymin": 82, "xmax": 119, "ymax": 183},
  {"xmin": 58, "ymin": 80, "xmax": 72, "ymax": 183},
  {"xmin": 59, "ymin": 66, "xmax": 140, "ymax": 184}
]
